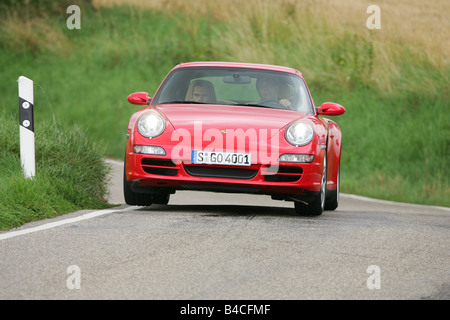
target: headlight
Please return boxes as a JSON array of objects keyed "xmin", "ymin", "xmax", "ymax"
[
  {"xmin": 285, "ymin": 122, "xmax": 314, "ymax": 146},
  {"xmin": 137, "ymin": 112, "xmax": 165, "ymax": 138}
]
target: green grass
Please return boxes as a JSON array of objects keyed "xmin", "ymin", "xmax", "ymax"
[
  {"xmin": 328, "ymin": 88, "xmax": 449, "ymax": 206},
  {"xmin": 0, "ymin": 5, "xmax": 220, "ymax": 157},
  {"xmin": 0, "ymin": 111, "xmax": 111, "ymax": 230},
  {"xmin": 0, "ymin": 0, "xmax": 448, "ymax": 230}
]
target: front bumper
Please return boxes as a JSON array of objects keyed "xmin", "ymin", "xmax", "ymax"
[{"xmin": 125, "ymin": 151, "xmax": 324, "ymax": 198}]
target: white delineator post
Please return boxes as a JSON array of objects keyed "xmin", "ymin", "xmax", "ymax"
[{"xmin": 18, "ymin": 76, "xmax": 35, "ymax": 179}]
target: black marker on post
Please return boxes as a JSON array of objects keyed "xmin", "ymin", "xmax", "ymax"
[{"xmin": 18, "ymin": 76, "xmax": 35, "ymax": 179}]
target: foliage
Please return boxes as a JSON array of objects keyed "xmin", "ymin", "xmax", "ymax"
[
  {"xmin": 0, "ymin": 111, "xmax": 111, "ymax": 230},
  {"xmin": 0, "ymin": 0, "xmax": 448, "ymax": 217}
]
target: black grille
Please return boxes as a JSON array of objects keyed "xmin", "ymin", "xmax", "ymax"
[
  {"xmin": 184, "ymin": 165, "xmax": 258, "ymax": 179},
  {"xmin": 142, "ymin": 167, "xmax": 178, "ymax": 176},
  {"xmin": 264, "ymin": 166, "xmax": 302, "ymax": 182},
  {"xmin": 141, "ymin": 158, "xmax": 178, "ymax": 176},
  {"xmin": 142, "ymin": 159, "xmax": 176, "ymax": 167},
  {"xmin": 264, "ymin": 175, "xmax": 300, "ymax": 182},
  {"xmin": 277, "ymin": 167, "xmax": 302, "ymax": 174}
]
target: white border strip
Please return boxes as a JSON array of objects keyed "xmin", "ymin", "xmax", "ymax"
[
  {"xmin": 0, "ymin": 206, "xmax": 138, "ymax": 241},
  {"xmin": 2, "ymin": 192, "xmax": 446, "ymax": 241},
  {"xmin": 341, "ymin": 193, "xmax": 450, "ymax": 211}
]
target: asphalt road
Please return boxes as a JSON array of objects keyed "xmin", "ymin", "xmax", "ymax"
[{"xmin": 0, "ymin": 159, "xmax": 449, "ymax": 300}]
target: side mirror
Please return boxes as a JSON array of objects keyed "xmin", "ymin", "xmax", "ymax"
[
  {"xmin": 317, "ymin": 102, "xmax": 345, "ymax": 116},
  {"xmin": 127, "ymin": 92, "xmax": 151, "ymax": 105}
]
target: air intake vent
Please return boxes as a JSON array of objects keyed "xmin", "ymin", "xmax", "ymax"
[
  {"xmin": 264, "ymin": 166, "xmax": 302, "ymax": 182},
  {"xmin": 141, "ymin": 158, "xmax": 178, "ymax": 176},
  {"xmin": 184, "ymin": 165, "xmax": 258, "ymax": 179}
]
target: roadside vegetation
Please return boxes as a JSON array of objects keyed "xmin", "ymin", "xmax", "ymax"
[
  {"xmin": 0, "ymin": 0, "xmax": 448, "ymax": 229},
  {"xmin": 0, "ymin": 111, "xmax": 111, "ymax": 230}
]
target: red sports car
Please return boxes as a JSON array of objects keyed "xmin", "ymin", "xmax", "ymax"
[{"xmin": 124, "ymin": 61, "xmax": 345, "ymax": 215}]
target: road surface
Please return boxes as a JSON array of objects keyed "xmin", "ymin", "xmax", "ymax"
[{"xmin": 0, "ymin": 159, "xmax": 449, "ymax": 300}]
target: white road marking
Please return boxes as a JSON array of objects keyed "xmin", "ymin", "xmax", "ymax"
[
  {"xmin": 1, "ymin": 184, "xmax": 447, "ymax": 242},
  {"xmin": 0, "ymin": 206, "xmax": 138, "ymax": 241},
  {"xmin": 341, "ymin": 193, "xmax": 450, "ymax": 211}
]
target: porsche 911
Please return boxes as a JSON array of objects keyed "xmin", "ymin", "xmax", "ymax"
[{"xmin": 124, "ymin": 61, "xmax": 345, "ymax": 216}]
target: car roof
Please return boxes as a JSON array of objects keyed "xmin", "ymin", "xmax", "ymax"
[{"xmin": 173, "ymin": 61, "xmax": 303, "ymax": 76}]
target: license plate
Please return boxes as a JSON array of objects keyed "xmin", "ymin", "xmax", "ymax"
[{"xmin": 191, "ymin": 150, "xmax": 251, "ymax": 166}]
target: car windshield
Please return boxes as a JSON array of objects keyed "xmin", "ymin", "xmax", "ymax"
[{"xmin": 151, "ymin": 67, "xmax": 314, "ymax": 113}]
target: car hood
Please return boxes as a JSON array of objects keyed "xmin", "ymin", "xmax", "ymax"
[{"xmin": 154, "ymin": 104, "xmax": 309, "ymax": 134}]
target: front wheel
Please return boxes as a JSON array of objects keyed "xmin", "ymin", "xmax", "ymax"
[
  {"xmin": 325, "ymin": 165, "xmax": 339, "ymax": 211},
  {"xmin": 294, "ymin": 155, "xmax": 326, "ymax": 216},
  {"xmin": 153, "ymin": 193, "xmax": 170, "ymax": 205},
  {"xmin": 123, "ymin": 160, "xmax": 153, "ymax": 206}
]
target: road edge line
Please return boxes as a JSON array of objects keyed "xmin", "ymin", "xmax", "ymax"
[
  {"xmin": 341, "ymin": 193, "xmax": 450, "ymax": 211},
  {"xmin": 0, "ymin": 206, "xmax": 138, "ymax": 241}
]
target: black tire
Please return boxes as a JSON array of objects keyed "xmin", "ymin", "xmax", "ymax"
[
  {"xmin": 294, "ymin": 155, "xmax": 326, "ymax": 216},
  {"xmin": 123, "ymin": 161, "xmax": 153, "ymax": 206},
  {"xmin": 325, "ymin": 165, "xmax": 339, "ymax": 211},
  {"xmin": 153, "ymin": 193, "xmax": 170, "ymax": 205}
]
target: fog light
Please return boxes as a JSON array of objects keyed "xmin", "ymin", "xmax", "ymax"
[
  {"xmin": 279, "ymin": 154, "xmax": 314, "ymax": 163},
  {"xmin": 133, "ymin": 145, "xmax": 166, "ymax": 155}
]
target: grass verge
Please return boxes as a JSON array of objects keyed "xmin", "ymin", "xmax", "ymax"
[
  {"xmin": 0, "ymin": 111, "xmax": 112, "ymax": 230},
  {"xmin": 0, "ymin": 0, "xmax": 448, "ymax": 219}
]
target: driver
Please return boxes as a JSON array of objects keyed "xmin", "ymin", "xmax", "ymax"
[
  {"xmin": 256, "ymin": 77, "xmax": 292, "ymax": 109},
  {"xmin": 190, "ymin": 80, "xmax": 217, "ymax": 103}
]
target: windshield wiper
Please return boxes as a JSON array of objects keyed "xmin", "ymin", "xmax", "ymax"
[{"xmin": 239, "ymin": 103, "xmax": 282, "ymax": 109}]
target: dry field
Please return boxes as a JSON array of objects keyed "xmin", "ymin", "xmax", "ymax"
[
  {"xmin": 93, "ymin": 0, "xmax": 449, "ymax": 66},
  {"xmin": 91, "ymin": 0, "xmax": 449, "ymax": 93}
]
